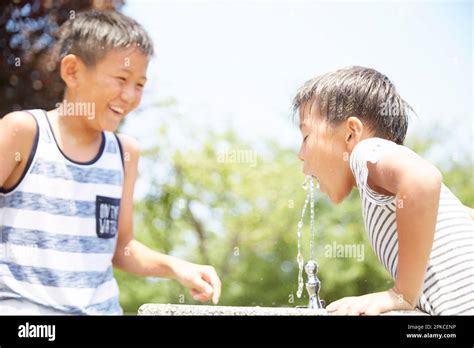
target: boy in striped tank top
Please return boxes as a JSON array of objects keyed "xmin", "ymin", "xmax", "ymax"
[
  {"xmin": 293, "ymin": 66, "xmax": 473, "ymax": 315},
  {"xmin": 0, "ymin": 10, "xmax": 221, "ymax": 315}
]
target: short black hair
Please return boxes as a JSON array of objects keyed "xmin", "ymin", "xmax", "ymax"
[
  {"xmin": 54, "ymin": 9, "xmax": 154, "ymax": 67},
  {"xmin": 292, "ymin": 66, "xmax": 414, "ymax": 145}
]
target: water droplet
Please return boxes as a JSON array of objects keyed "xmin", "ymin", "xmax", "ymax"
[{"xmin": 301, "ymin": 175, "xmax": 311, "ymax": 191}]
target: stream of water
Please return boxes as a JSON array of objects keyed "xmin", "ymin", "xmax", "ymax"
[{"xmin": 296, "ymin": 175, "xmax": 318, "ymax": 298}]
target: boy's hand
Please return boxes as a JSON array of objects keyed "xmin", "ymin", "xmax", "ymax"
[
  {"xmin": 326, "ymin": 288, "xmax": 414, "ymax": 315},
  {"xmin": 171, "ymin": 259, "xmax": 222, "ymax": 304}
]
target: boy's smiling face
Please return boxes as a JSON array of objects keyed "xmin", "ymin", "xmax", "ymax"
[
  {"xmin": 298, "ymin": 102, "xmax": 360, "ymax": 204},
  {"xmin": 62, "ymin": 47, "xmax": 149, "ymax": 132}
]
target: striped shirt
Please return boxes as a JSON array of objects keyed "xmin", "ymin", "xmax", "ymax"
[
  {"xmin": 0, "ymin": 109, "xmax": 125, "ymax": 315},
  {"xmin": 350, "ymin": 137, "xmax": 474, "ymax": 315}
]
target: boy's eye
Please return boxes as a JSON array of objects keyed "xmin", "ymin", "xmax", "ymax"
[
  {"xmin": 303, "ymin": 135, "xmax": 308, "ymax": 142},
  {"xmin": 116, "ymin": 77, "xmax": 127, "ymax": 82}
]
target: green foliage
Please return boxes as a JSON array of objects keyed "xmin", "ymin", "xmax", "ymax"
[
  {"xmin": 115, "ymin": 129, "xmax": 472, "ymax": 314},
  {"xmin": 0, "ymin": 0, "xmax": 124, "ymax": 116}
]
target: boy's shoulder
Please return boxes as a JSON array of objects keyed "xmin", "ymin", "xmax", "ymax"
[
  {"xmin": 114, "ymin": 133, "xmax": 140, "ymax": 176},
  {"xmin": 1, "ymin": 111, "xmax": 38, "ymax": 155},
  {"xmin": 351, "ymin": 136, "xmax": 442, "ymax": 195},
  {"xmin": 0, "ymin": 111, "xmax": 38, "ymax": 188},
  {"xmin": 115, "ymin": 133, "xmax": 140, "ymax": 156},
  {"xmin": 350, "ymin": 137, "xmax": 405, "ymax": 168},
  {"xmin": 1, "ymin": 110, "xmax": 37, "ymax": 135}
]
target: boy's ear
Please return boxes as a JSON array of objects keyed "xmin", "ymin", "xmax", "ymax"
[
  {"xmin": 345, "ymin": 116, "xmax": 364, "ymax": 150},
  {"xmin": 60, "ymin": 54, "xmax": 82, "ymax": 89}
]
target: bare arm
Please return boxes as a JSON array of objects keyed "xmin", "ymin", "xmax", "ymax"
[
  {"xmin": 367, "ymin": 148, "xmax": 442, "ymax": 306},
  {"xmin": 0, "ymin": 112, "xmax": 36, "ymax": 187},
  {"xmin": 111, "ymin": 134, "xmax": 169, "ymax": 276},
  {"xmin": 327, "ymin": 146, "xmax": 442, "ymax": 315},
  {"xmin": 111, "ymin": 134, "xmax": 221, "ymax": 303}
]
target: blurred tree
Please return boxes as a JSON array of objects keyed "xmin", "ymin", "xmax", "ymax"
[
  {"xmin": 115, "ymin": 128, "xmax": 473, "ymax": 314},
  {"xmin": 115, "ymin": 128, "xmax": 383, "ymax": 313},
  {"xmin": 0, "ymin": 0, "xmax": 124, "ymax": 117}
]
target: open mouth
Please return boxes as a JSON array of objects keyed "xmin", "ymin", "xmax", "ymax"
[{"xmin": 109, "ymin": 105, "xmax": 125, "ymax": 117}]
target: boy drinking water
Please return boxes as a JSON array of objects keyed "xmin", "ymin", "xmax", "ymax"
[
  {"xmin": 0, "ymin": 10, "xmax": 221, "ymax": 315},
  {"xmin": 293, "ymin": 66, "xmax": 473, "ymax": 315}
]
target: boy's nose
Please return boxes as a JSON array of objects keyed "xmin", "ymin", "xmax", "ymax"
[
  {"xmin": 298, "ymin": 147, "xmax": 304, "ymax": 162},
  {"xmin": 121, "ymin": 85, "xmax": 137, "ymax": 105}
]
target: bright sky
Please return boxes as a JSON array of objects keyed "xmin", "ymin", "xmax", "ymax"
[{"xmin": 121, "ymin": 0, "xmax": 473, "ymax": 169}]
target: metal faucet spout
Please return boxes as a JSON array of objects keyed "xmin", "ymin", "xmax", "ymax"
[{"xmin": 304, "ymin": 260, "xmax": 325, "ymax": 309}]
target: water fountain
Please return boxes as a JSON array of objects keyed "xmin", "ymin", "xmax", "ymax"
[
  {"xmin": 138, "ymin": 175, "xmax": 327, "ymax": 315},
  {"xmin": 138, "ymin": 176, "xmax": 421, "ymax": 315},
  {"xmin": 296, "ymin": 176, "xmax": 325, "ymax": 310}
]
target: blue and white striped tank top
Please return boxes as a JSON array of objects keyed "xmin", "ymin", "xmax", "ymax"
[
  {"xmin": 350, "ymin": 137, "xmax": 474, "ymax": 315},
  {"xmin": 0, "ymin": 109, "xmax": 125, "ymax": 315}
]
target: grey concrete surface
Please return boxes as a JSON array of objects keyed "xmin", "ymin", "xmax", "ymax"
[{"xmin": 138, "ymin": 304, "xmax": 427, "ymax": 316}]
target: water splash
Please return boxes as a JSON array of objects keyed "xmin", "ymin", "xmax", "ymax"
[{"xmin": 296, "ymin": 175, "xmax": 318, "ymax": 298}]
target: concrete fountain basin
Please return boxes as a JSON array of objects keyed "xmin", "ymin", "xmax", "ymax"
[
  {"xmin": 138, "ymin": 304, "xmax": 327, "ymax": 315},
  {"xmin": 137, "ymin": 304, "xmax": 425, "ymax": 316}
]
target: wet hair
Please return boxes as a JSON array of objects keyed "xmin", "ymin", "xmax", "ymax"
[
  {"xmin": 54, "ymin": 9, "xmax": 154, "ymax": 67},
  {"xmin": 292, "ymin": 66, "xmax": 415, "ymax": 145}
]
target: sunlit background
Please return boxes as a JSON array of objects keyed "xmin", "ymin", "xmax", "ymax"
[
  {"xmin": 1, "ymin": 0, "xmax": 472, "ymax": 314},
  {"xmin": 117, "ymin": 0, "xmax": 473, "ymax": 313},
  {"xmin": 122, "ymin": 0, "xmax": 472, "ymax": 180}
]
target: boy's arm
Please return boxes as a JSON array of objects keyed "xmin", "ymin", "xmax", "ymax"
[
  {"xmin": 111, "ymin": 134, "xmax": 221, "ymax": 304},
  {"xmin": 0, "ymin": 112, "xmax": 36, "ymax": 187},
  {"xmin": 368, "ymin": 148, "xmax": 442, "ymax": 306},
  {"xmin": 327, "ymin": 147, "xmax": 441, "ymax": 315}
]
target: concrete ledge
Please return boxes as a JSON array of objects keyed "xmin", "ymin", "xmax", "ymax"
[
  {"xmin": 138, "ymin": 304, "xmax": 427, "ymax": 316},
  {"xmin": 138, "ymin": 304, "xmax": 327, "ymax": 316}
]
